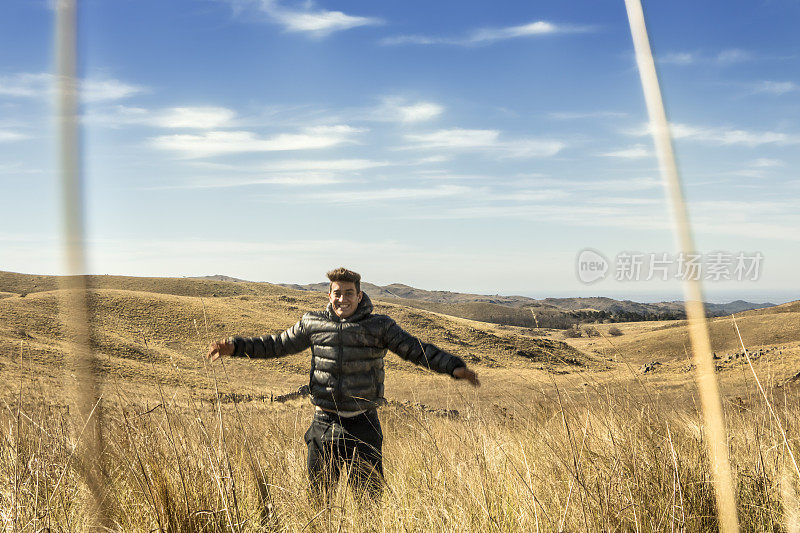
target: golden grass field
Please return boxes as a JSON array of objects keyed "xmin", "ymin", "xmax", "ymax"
[{"xmin": 1, "ymin": 271, "xmax": 800, "ymax": 531}]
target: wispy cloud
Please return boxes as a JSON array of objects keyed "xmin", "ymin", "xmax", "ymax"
[
  {"xmin": 263, "ymin": 158, "xmax": 387, "ymax": 171},
  {"xmin": 730, "ymin": 158, "xmax": 785, "ymax": 179},
  {"xmin": 628, "ymin": 122, "xmax": 800, "ymax": 147},
  {"xmin": 189, "ymin": 158, "xmax": 389, "ymax": 173},
  {"xmin": 363, "ymin": 98, "xmax": 444, "ymax": 123},
  {"xmin": 88, "ymin": 105, "xmax": 237, "ymax": 129},
  {"xmin": 549, "ymin": 110, "xmax": 627, "ymax": 120},
  {"xmin": 0, "ymin": 72, "xmax": 144, "ymax": 102},
  {"xmin": 150, "ymin": 124, "xmax": 364, "ymax": 157},
  {"xmin": 657, "ymin": 48, "xmax": 754, "ymax": 67},
  {"xmin": 388, "ymin": 100, "xmax": 443, "ymax": 123},
  {"xmin": 749, "ymin": 158, "xmax": 784, "ymax": 168},
  {"xmin": 307, "ymin": 184, "xmax": 473, "ymax": 203},
  {"xmin": 600, "ymin": 144, "xmax": 652, "ymax": 159},
  {"xmin": 150, "ymin": 173, "xmax": 353, "ymax": 190},
  {"xmin": 152, "ymin": 157, "xmax": 394, "ymax": 190},
  {"xmin": 752, "ymin": 81, "xmax": 798, "ymax": 95},
  {"xmin": 230, "ymin": 0, "xmax": 383, "ymax": 37},
  {"xmin": 405, "ymin": 128, "xmax": 499, "ymax": 148},
  {"xmin": 403, "ymin": 128, "xmax": 565, "ymax": 157},
  {"xmin": 731, "ymin": 169, "xmax": 767, "ymax": 179},
  {"xmin": 0, "ymin": 130, "xmax": 30, "ymax": 142},
  {"xmin": 513, "ymin": 176, "xmax": 661, "ymax": 192},
  {"xmin": 382, "ymin": 20, "xmax": 593, "ymax": 46},
  {"xmin": 659, "ymin": 52, "xmax": 695, "ymax": 65},
  {"xmin": 403, "ymin": 200, "xmax": 800, "ymax": 242},
  {"xmin": 715, "ymin": 48, "xmax": 753, "ymax": 64}
]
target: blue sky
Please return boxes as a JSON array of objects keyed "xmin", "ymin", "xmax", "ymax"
[{"xmin": 1, "ymin": 0, "xmax": 798, "ymax": 302}]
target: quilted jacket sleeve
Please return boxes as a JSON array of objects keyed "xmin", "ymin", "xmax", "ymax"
[
  {"xmin": 382, "ymin": 317, "xmax": 466, "ymax": 376},
  {"xmin": 229, "ymin": 318, "xmax": 311, "ymax": 359}
]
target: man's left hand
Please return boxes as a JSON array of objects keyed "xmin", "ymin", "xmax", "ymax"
[{"xmin": 453, "ymin": 366, "xmax": 480, "ymax": 387}]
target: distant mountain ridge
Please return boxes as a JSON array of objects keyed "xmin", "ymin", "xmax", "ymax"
[
  {"xmin": 278, "ymin": 281, "xmax": 773, "ymax": 314},
  {"xmin": 278, "ymin": 281, "xmax": 776, "ymax": 325},
  {"xmin": 0, "ymin": 270, "xmax": 782, "ymax": 329}
]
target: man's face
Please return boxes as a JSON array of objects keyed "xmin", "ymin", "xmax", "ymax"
[{"xmin": 329, "ymin": 281, "xmax": 363, "ymax": 319}]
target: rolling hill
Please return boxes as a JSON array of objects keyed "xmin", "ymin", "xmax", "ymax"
[
  {"xmin": 278, "ymin": 278, "xmax": 776, "ymax": 327},
  {"xmin": 0, "ymin": 271, "xmax": 591, "ymax": 404}
]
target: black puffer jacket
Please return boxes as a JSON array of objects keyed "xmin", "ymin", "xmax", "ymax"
[{"xmin": 229, "ymin": 292, "xmax": 466, "ymax": 412}]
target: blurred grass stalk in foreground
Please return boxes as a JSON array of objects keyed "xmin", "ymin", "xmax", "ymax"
[
  {"xmin": 55, "ymin": 0, "xmax": 109, "ymax": 526},
  {"xmin": 623, "ymin": 0, "xmax": 738, "ymax": 530}
]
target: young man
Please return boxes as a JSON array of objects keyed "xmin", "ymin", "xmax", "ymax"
[{"xmin": 206, "ymin": 267, "xmax": 480, "ymax": 499}]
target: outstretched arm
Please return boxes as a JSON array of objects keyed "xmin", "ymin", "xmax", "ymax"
[
  {"xmin": 383, "ymin": 318, "xmax": 480, "ymax": 387},
  {"xmin": 206, "ymin": 319, "xmax": 311, "ymax": 361}
]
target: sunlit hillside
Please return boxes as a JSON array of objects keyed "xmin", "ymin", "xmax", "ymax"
[{"xmin": 2, "ymin": 271, "xmax": 800, "ymax": 530}]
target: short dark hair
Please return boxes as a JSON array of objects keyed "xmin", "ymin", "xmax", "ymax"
[{"xmin": 326, "ymin": 267, "xmax": 361, "ymax": 293}]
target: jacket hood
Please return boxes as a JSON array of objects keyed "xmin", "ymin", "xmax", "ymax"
[{"xmin": 326, "ymin": 291, "xmax": 373, "ymax": 322}]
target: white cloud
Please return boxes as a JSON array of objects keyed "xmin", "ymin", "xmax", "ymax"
[
  {"xmin": 515, "ymin": 176, "xmax": 661, "ymax": 192},
  {"xmin": 414, "ymin": 155, "xmax": 451, "ymax": 165},
  {"xmin": 628, "ymin": 122, "xmax": 800, "ymax": 147},
  {"xmin": 0, "ymin": 130, "xmax": 30, "ymax": 142},
  {"xmin": 151, "ymin": 156, "xmax": 398, "ymax": 190},
  {"xmin": 674, "ymin": 124, "xmax": 799, "ymax": 146},
  {"xmin": 382, "ymin": 20, "xmax": 593, "ymax": 46},
  {"xmin": 587, "ymin": 197, "xmax": 661, "ymax": 206},
  {"xmin": 401, "ymin": 202, "xmax": 671, "ymax": 230},
  {"xmin": 82, "ymin": 78, "xmax": 144, "ymax": 102},
  {"xmin": 406, "ymin": 128, "xmax": 500, "ymax": 148},
  {"xmin": 732, "ymin": 169, "xmax": 767, "ymax": 179},
  {"xmin": 151, "ymin": 173, "xmax": 353, "ymax": 190},
  {"xmin": 241, "ymin": 0, "xmax": 382, "ymax": 37},
  {"xmin": 404, "ymin": 128, "xmax": 565, "ymax": 157},
  {"xmin": 715, "ymin": 48, "xmax": 752, "ymax": 65},
  {"xmin": 395, "ymin": 102, "xmax": 443, "ymax": 123},
  {"xmin": 307, "ymin": 184, "xmax": 473, "ymax": 203},
  {"xmin": 502, "ymin": 139, "xmax": 566, "ymax": 158},
  {"xmin": 402, "ymin": 200, "xmax": 800, "ymax": 242},
  {"xmin": 749, "ymin": 158, "xmax": 784, "ymax": 168},
  {"xmin": 600, "ymin": 144, "xmax": 652, "ymax": 159},
  {"xmin": 488, "ymin": 189, "xmax": 569, "ymax": 202},
  {"xmin": 150, "ymin": 124, "xmax": 363, "ymax": 157},
  {"xmin": 188, "ymin": 158, "xmax": 389, "ymax": 174},
  {"xmin": 549, "ymin": 110, "xmax": 627, "ymax": 120},
  {"xmin": 729, "ymin": 158, "xmax": 785, "ymax": 179},
  {"xmin": 369, "ymin": 98, "xmax": 444, "ymax": 123},
  {"xmin": 659, "ymin": 52, "xmax": 695, "ymax": 65},
  {"xmin": 0, "ymin": 73, "xmax": 48, "ymax": 97},
  {"xmin": 752, "ymin": 81, "xmax": 798, "ymax": 95},
  {"xmin": 656, "ymin": 49, "xmax": 753, "ymax": 67},
  {"xmin": 0, "ymin": 72, "xmax": 144, "ymax": 102},
  {"xmin": 265, "ymin": 158, "xmax": 387, "ymax": 171},
  {"xmin": 89, "ymin": 105, "xmax": 236, "ymax": 129},
  {"xmin": 471, "ymin": 21, "xmax": 567, "ymax": 42},
  {"xmin": 154, "ymin": 107, "xmax": 236, "ymax": 128}
]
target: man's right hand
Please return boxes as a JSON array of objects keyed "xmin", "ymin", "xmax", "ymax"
[{"xmin": 206, "ymin": 339, "xmax": 234, "ymax": 362}]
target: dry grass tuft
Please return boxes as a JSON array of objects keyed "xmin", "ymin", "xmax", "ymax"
[{"xmin": 3, "ymin": 375, "xmax": 800, "ymax": 531}]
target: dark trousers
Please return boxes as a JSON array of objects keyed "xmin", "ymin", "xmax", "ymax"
[{"xmin": 304, "ymin": 408, "xmax": 384, "ymax": 501}]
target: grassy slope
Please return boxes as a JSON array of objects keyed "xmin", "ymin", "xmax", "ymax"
[
  {"xmin": 3, "ymin": 272, "xmax": 800, "ymax": 530},
  {"xmin": 0, "ymin": 273, "xmax": 590, "ymax": 409},
  {"xmin": 2, "ymin": 270, "xmax": 798, "ymax": 405}
]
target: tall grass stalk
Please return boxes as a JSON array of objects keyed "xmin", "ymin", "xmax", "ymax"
[{"xmin": 623, "ymin": 0, "xmax": 739, "ymax": 529}]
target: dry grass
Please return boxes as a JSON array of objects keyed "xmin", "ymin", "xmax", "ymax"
[
  {"xmin": 2, "ymin": 273, "xmax": 800, "ymax": 530},
  {"xmin": 3, "ymin": 369, "xmax": 800, "ymax": 531}
]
